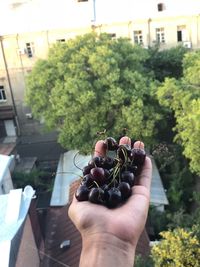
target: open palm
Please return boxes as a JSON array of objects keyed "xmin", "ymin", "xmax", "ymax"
[{"xmin": 68, "ymin": 137, "xmax": 152, "ymax": 247}]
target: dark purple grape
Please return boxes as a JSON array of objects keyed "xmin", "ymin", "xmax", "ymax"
[
  {"xmin": 105, "ymin": 137, "xmax": 119, "ymax": 151},
  {"xmin": 106, "ymin": 187, "xmax": 122, "ymax": 208},
  {"xmin": 81, "ymin": 174, "xmax": 94, "ymax": 187},
  {"xmin": 101, "ymin": 184, "xmax": 110, "ymax": 202},
  {"xmin": 121, "ymin": 171, "xmax": 135, "ymax": 187},
  {"xmin": 121, "ymin": 164, "xmax": 138, "ymax": 175},
  {"xmin": 82, "ymin": 165, "xmax": 93, "ymax": 176},
  {"xmin": 104, "ymin": 168, "xmax": 111, "ymax": 179},
  {"xmin": 118, "ymin": 182, "xmax": 132, "ymax": 200},
  {"xmin": 75, "ymin": 185, "xmax": 90, "ymax": 201},
  {"xmin": 131, "ymin": 148, "xmax": 146, "ymax": 166},
  {"xmin": 88, "ymin": 156, "xmax": 104, "ymax": 168},
  {"xmin": 103, "ymin": 157, "xmax": 116, "ymax": 169},
  {"xmin": 117, "ymin": 144, "xmax": 132, "ymax": 163},
  {"xmin": 90, "ymin": 167, "xmax": 106, "ymax": 185},
  {"xmin": 88, "ymin": 187, "xmax": 105, "ymax": 204}
]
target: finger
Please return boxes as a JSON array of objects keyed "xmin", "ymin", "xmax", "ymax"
[
  {"xmin": 133, "ymin": 140, "xmax": 144, "ymax": 149},
  {"xmin": 119, "ymin": 136, "xmax": 131, "ymax": 146},
  {"xmin": 135, "ymin": 156, "xmax": 152, "ymax": 190},
  {"xmin": 94, "ymin": 140, "xmax": 107, "ymax": 157}
]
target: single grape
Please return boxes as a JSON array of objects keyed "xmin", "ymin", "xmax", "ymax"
[
  {"xmin": 75, "ymin": 184, "xmax": 90, "ymax": 201},
  {"xmin": 103, "ymin": 157, "xmax": 116, "ymax": 169},
  {"xmin": 81, "ymin": 174, "xmax": 94, "ymax": 187},
  {"xmin": 82, "ymin": 165, "xmax": 93, "ymax": 176},
  {"xmin": 117, "ymin": 144, "xmax": 132, "ymax": 163},
  {"xmin": 118, "ymin": 182, "xmax": 132, "ymax": 200},
  {"xmin": 88, "ymin": 187, "xmax": 105, "ymax": 204},
  {"xmin": 121, "ymin": 170, "xmax": 135, "ymax": 187},
  {"xmin": 106, "ymin": 187, "xmax": 122, "ymax": 208},
  {"xmin": 131, "ymin": 148, "xmax": 146, "ymax": 167},
  {"xmin": 90, "ymin": 167, "xmax": 106, "ymax": 185},
  {"xmin": 88, "ymin": 156, "xmax": 104, "ymax": 168},
  {"xmin": 105, "ymin": 137, "xmax": 119, "ymax": 151}
]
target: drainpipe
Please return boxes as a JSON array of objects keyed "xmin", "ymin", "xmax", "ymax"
[
  {"xmin": 0, "ymin": 36, "xmax": 20, "ymax": 136},
  {"xmin": 91, "ymin": 0, "xmax": 97, "ymax": 32},
  {"xmin": 197, "ymin": 15, "xmax": 199, "ymax": 48},
  {"xmin": 92, "ymin": 0, "xmax": 96, "ymax": 24},
  {"xmin": 148, "ymin": 18, "xmax": 151, "ymax": 47},
  {"xmin": 16, "ymin": 33, "xmax": 25, "ymax": 78}
]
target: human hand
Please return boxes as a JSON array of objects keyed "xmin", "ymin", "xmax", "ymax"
[{"xmin": 68, "ymin": 136, "xmax": 152, "ymax": 267}]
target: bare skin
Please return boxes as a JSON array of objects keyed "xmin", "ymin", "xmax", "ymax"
[{"xmin": 68, "ymin": 136, "xmax": 152, "ymax": 267}]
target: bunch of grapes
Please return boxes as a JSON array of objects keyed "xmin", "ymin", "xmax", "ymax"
[{"xmin": 75, "ymin": 137, "xmax": 146, "ymax": 208}]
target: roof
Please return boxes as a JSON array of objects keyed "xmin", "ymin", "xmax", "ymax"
[
  {"xmin": 0, "ymin": 142, "xmax": 16, "ymax": 156},
  {"xmin": 14, "ymin": 156, "xmax": 37, "ymax": 173},
  {"xmin": 0, "ymin": 154, "xmax": 14, "ymax": 183},
  {"xmin": 0, "ymin": 187, "xmax": 35, "ymax": 267},
  {"xmin": 50, "ymin": 151, "xmax": 91, "ymax": 206},
  {"xmin": 0, "ymin": 106, "xmax": 15, "ymax": 119},
  {"xmin": 42, "ymin": 180, "xmax": 150, "ymax": 267},
  {"xmin": 150, "ymin": 158, "xmax": 169, "ymax": 206}
]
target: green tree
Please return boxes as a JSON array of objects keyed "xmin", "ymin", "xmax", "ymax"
[
  {"xmin": 26, "ymin": 33, "xmax": 161, "ymax": 152},
  {"xmin": 151, "ymin": 228, "xmax": 200, "ymax": 267},
  {"xmin": 146, "ymin": 45, "xmax": 188, "ymax": 81},
  {"xmin": 156, "ymin": 51, "xmax": 200, "ymax": 175}
]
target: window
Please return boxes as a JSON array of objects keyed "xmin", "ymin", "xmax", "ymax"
[
  {"xmin": 0, "ymin": 86, "xmax": 6, "ymax": 102},
  {"xmin": 25, "ymin": 42, "xmax": 34, "ymax": 58},
  {"xmin": 133, "ymin": 31, "xmax": 143, "ymax": 45},
  {"xmin": 157, "ymin": 3, "xmax": 165, "ymax": 11},
  {"xmin": 177, "ymin": 25, "xmax": 186, "ymax": 42},
  {"xmin": 57, "ymin": 39, "xmax": 65, "ymax": 42},
  {"xmin": 156, "ymin": 28, "xmax": 165, "ymax": 43},
  {"xmin": 107, "ymin": 33, "xmax": 116, "ymax": 39}
]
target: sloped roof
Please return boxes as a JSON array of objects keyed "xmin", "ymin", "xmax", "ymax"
[
  {"xmin": 42, "ymin": 180, "xmax": 150, "ymax": 267},
  {"xmin": 50, "ymin": 151, "xmax": 91, "ymax": 206},
  {"xmin": 0, "ymin": 154, "xmax": 13, "ymax": 183},
  {"xmin": 0, "ymin": 143, "xmax": 16, "ymax": 156},
  {"xmin": 150, "ymin": 158, "xmax": 169, "ymax": 206}
]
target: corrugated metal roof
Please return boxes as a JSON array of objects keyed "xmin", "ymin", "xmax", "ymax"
[
  {"xmin": 50, "ymin": 150, "xmax": 91, "ymax": 206},
  {"xmin": 150, "ymin": 158, "xmax": 169, "ymax": 205}
]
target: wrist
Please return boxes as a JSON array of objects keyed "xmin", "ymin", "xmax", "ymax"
[{"xmin": 79, "ymin": 233, "xmax": 136, "ymax": 267}]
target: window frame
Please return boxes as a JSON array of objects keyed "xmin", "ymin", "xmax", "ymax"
[
  {"xmin": 156, "ymin": 27, "xmax": 165, "ymax": 44},
  {"xmin": 0, "ymin": 86, "xmax": 7, "ymax": 102},
  {"xmin": 56, "ymin": 39, "xmax": 66, "ymax": 43},
  {"xmin": 177, "ymin": 25, "xmax": 187, "ymax": 42},
  {"xmin": 25, "ymin": 42, "xmax": 34, "ymax": 58},
  {"xmin": 157, "ymin": 3, "xmax": 165, "ymax": 11},
  {"xmin": 133, "ymin": 30, "xmax": 143, "ymax": 45}
]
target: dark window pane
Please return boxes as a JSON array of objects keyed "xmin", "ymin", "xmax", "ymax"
[
  {"xmin": 2, "ymin": 90, "xmax": 6, "ymax": 99},
  {"xmin": 158, "ymin": 3, "xmax": 164, "ymax": 11},
  {"xmin": 177, "ymin": 31, "xmax": 182, "ymax": 42}
]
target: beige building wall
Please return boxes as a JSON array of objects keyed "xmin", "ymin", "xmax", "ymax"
[{"xmin": 1, "ymin": 13, "xmax": 200, "ymax": 135}]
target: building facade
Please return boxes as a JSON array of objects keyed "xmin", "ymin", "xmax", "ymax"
[{"xmin": 0, "ymin": 0, "xmax": 200, "ymax": 135}]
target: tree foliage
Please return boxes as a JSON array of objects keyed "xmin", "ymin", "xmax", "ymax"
[
  {"xmin": 156, "ymin": 51, "xmax": 200, "ymax": 175},
  {"xmin": 26, "ymin": 33, "xmax": 161, "ymax": 153},
  {"xmin": 146, "ymin": 45, "xmax": 187, "ymax": 81},
  {"xmin": 151, "ymin": 228, "xmax": 200, "ymax": 267}
]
